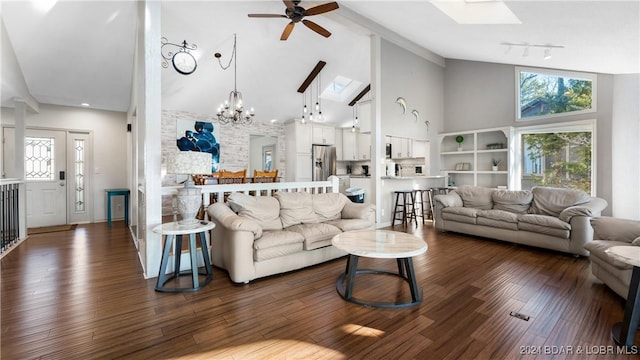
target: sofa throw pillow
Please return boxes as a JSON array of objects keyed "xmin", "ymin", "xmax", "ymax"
[
  {"xmin": 492, "ymin": 189, "xmax": 533, "ymax": 214},
  {"xmin": 312, "ymin": 192, "xmax": 347, "ymax": 221},
  {"xmin": 227, "ymin": 193, "xmax": 283, "ymax": 231},
  {"xmin": 529, "ymin": 186, "xmax": 590, "ymax": 217},
  {"xmin": 275, "ymin": 192, "xmax": 320, "ymax": 228},
  {"xmin": 455, "ymin": 185, "xmax": 493, "ymax": 210}
]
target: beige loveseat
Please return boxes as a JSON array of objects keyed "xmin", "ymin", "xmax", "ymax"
[
  {"xmin": 584, "ymin": 217, "xmax": 640, "ymax": 299},
  {"xmin": 207, "ymin": 191, "xmax": 375, "ymax": 283},
  {"xmin": 433, "ymin": 185, "xmax": 608, "ymax": 256}
]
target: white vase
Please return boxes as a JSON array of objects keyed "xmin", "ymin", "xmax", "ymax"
[
  {"xmin": 492, "ymin": 166, "xmax": 498, "ymax": 171},
  {"xmin": 457, "ymin": 145, "xmax": 462, "ymax": 151}
]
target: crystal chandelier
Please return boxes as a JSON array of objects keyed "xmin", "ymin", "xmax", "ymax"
[{"xmin": 215, "ymin": 34, "xmax": 255, "ymax": 125}]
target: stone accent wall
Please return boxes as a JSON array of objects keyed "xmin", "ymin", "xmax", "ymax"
[{"xmin": 161, "ymin": 109, "xmax": 286, "ymax": 215}]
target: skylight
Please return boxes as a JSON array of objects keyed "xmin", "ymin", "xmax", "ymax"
[
  {"xmin": 321, "ymin": 76, "xmax": 362, "ymax": 103},
  {"xmin": 431, "ymin": 0, "xmax": 521, "ymax": 25}
]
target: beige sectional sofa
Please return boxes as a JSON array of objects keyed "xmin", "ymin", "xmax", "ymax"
[
  {"xmin": 584, "ymin": 217, "xmax": 640, "ymax": 299},
  {"xmin": 433, "ymin": 185, "xmax": 608, "ymax": 256},
  {"xmin": 207, "ymin": 191, "xmax": 375, "ymax": 283}
]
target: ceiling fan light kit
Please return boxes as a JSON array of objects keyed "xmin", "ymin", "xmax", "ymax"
[
  {"xmin": 248, "ymin": 0, "xmax": 339, "ymax": 41},
  {"xmin": 161, "ymin": 38, "xmax": 198, "ymax": 75}
]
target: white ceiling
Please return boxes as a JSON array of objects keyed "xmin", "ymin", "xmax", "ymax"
[{"xmin": 2, "ymin": 1, "xmax": 638, "ymax": 127}]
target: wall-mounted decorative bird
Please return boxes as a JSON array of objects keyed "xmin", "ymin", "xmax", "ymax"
[{"xmin": 395, "ymin": 97, "xmax": 407, "ymax": 115}]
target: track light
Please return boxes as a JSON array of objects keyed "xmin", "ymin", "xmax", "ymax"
[{"xmin": 501, "ymin": 42, "xmax": 564, "ymax": 59}]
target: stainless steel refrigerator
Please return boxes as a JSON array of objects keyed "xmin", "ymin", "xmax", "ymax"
[{"xmin": 312, "ymin": 145, "xmax": 336, "ymax": 181}]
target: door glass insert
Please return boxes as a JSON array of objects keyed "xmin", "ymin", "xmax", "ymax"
[
  {"xmin": 74, "ymin": 139, "xmax": 85, "ymax": 212},
  {"xmin": 25, "ymin": 137, "xmax": 54, "ymax": 180}
]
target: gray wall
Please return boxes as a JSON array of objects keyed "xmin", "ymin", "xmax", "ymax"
[
  {"xmin": 378, "ymin": 39, "xmax": 445, "ymax": 225},
  {"xmin": 442, "ymin": 59, "xmax": 634, "ymax": 217}
]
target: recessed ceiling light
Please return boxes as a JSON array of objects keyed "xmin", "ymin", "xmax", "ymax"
[{"xmin": 81, "ymin": 103, "xmax": 90, "ymax": 107}]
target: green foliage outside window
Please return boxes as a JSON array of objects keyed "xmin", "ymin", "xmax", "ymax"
[
  {"xmin": 519, "ymin": 71, "xmax": 593, "ymax": 119},
  {"xmin": 523, "ymin": 132, "xmax": 592, "ymax": 193}
]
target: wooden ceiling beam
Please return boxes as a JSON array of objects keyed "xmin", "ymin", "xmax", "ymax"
[
  {"xmin": 348, "ymin": 84, "xmax": 371, "ymax": 106},
  {"xmin": 297, "ymin": 61, "xmax": 326, "ymax": 93}
]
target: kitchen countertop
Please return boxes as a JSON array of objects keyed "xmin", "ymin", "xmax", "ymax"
[{"xmin": 382, "ymin": 175, "xmax": 444, "ymax": 180}]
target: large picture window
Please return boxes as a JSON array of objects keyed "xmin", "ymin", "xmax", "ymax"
[
  {"xmin": 515, "ymin": 120, "xmax": 596, "ymax": 195},
  {"xmin": 516, "ymin": 67, "xmax": 596, "ymax": 120}
]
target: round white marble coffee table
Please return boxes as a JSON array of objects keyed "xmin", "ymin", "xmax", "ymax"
[
  {"xmin": 332, "ymin": 230, "xmax": 428, "ymax": 308},
  {"xmin": 606, "ymin": 246, "xmax": 640, "ymax": 347}
]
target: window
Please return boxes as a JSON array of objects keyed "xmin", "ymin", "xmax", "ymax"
[
  {"xmin": 516, "ymin": 67, "xmax": 596, "ymax": 120},
  {"xmin": 25, "ymin": 137, "xmax": 54, "ymax": 180},
  {"xmin": 515, "ymin": 120, "xmax": 595, "ymax": 195}
]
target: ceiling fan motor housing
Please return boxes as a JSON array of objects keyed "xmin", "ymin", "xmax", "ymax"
[{"xmin": 286, "ymin": 6, "xmax": 306, "ymax": 22}]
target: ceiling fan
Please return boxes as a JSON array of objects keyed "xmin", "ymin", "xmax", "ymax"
[{"xmin": 248, "ymin": 0, "xmax": 339, "ymax": 41}]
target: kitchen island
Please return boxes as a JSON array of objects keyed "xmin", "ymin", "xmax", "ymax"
[{"xmin": 380, "ymin": 175, "xmax": 446, "ymax": 226}]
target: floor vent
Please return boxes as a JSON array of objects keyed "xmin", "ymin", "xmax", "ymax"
[{"xmin": 509, "ymin": 311, "xmax": 530, "ymax": 321}]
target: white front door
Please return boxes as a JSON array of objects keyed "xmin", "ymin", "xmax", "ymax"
[{"xmin": 25, "ymin": 129, "xmax": 67, "ymax": 227}]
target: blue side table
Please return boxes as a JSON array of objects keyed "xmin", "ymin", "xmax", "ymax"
[{"xmin": 105, "ymin": 188, "xmax": 130, "ymax": 228}]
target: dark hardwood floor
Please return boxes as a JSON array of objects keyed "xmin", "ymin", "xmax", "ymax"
[{"xmin": 1, "ymin": 221, "xmax": 638, "ymax": 359}]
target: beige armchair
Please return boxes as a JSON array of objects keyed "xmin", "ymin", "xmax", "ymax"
[{"xmin": 584, "ymin": 217, "xmax": 640, "ymax": 299}]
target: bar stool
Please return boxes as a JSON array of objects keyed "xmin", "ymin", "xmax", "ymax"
[
  {"xmin": 415, "ymin": 188, "xmax": 432, "ymax": 223},
  {"xmin": 392, "ymin": 190, "xmax": 418, "ymax": 227}
]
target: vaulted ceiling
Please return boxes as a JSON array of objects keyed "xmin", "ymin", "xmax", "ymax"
[{"xmin": 2, "ymin": 1, "xmax": 638, "ymax": 127}]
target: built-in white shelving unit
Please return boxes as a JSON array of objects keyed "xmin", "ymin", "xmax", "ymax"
[{"xmin": 438, "ymin": 127, "xmax": 514, "ymax": 189}]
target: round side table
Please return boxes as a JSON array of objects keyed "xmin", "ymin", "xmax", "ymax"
[
  {"xmin": 153, "ymin": 220, "xmax": 215, "ymax": 293},
  {"xmin": 606, "ymin": 246, "xmax": 640, "ymax": 347}
]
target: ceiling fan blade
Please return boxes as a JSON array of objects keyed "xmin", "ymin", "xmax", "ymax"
[
  {"xmin": 281, "ymin": 22, "xmax": 295, "ymax": 41},
  {"xmin": 283, "ymin": 0, "xmax": 295, "ymax": 10},
  {"xmin": 305, "ymin": 2, "xmax": 339, "ymax": 16},
  {"xmin": 302, "ymin": 19, "xmax": 331, "ymax": 38},
  {"xmin": 248, "ymin": 14, "xmax": 288, "ymax": 18}
]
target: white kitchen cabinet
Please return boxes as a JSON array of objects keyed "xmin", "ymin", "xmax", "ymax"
[
  {"xmin": 357, "ymin": 100, "xmax": 371, "ymax": 134},
  {"xmin": 285, "ymin": 120, "xmax": 314, "ymax": 181},
  {"xmin": 342, "ymin": 128, "xmax": 357, "ymax": 161},
  {"xmin": 295, "ymin": 153, "xmax": 312, "ymax": 181},
  {"xmin": 390, "ymin": 136, "xmax": 411, "ymax": 159},
  {"xmin": 295, "ymin": 122, "xmax": 312, "ymax": 153},
  {"xmin": 412, "ymin": 140, "xmax": 428, "ymax": 159},
  {"xmin": 357, "ymin": 133, "xmax": 371, "ymax": 160},
  {"xmin": 312, "ymin": 124, "xmax": 335, "ymax": 145},
  {"xmin": 335, "ymin": 128, "xmax": 343, "ymax": 160}
]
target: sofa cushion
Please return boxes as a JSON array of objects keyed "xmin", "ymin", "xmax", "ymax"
[
  {"xmin": 492, "ymin": 190, "xmax": 532, "ymax": 214},
  {"xmin": 455, "ymin": 186, "xmax": 494, "ymax": 210},
  {"xmin": 477, "ymin": 209, "xmax": 519, "ymax": 223},
  {"xmin": 529, "ymin": 186, "xmax": 590, "ymax": 217},
  {"xmin": 276, "ymin": 192, "xmax": 321, "ymax": 228},
  {"xmin": 325, "ymin": 218, "xmax": 373, "ymax": 232},
  {"xmin": 254, "ymin": 243, "xmax": 304, "ymax": 262},
  {"xmin": 584, "ymin": 240, "xmax": 634, "ymax": 270},
  {"xmin": 591, "ymin": 217, "xmax": 640, "ymax": 243},
  {"xmin": 517, "ymin": 214, "xmax": 571, "ymax": 238},
  {"xmin": 228, "ymin": 193, "xmax": 283, "ymax": 231},
  {"xmin": 254, "ymin": 230, "xmax": 304, "ymax": 250},
  {"xmin": 477, "ymin": 217, "xmax": 518, "ymax": 231},
  {"xmin": 312, "ymin": 192, "xmax": 347, "ymax": 221},
  {"xmin": 285, "ymin": 223, "xmax": 342, "ymax": 250},
  {"xmin": 441, "ymin": 207, "xmax": 479, "ymax": 224},
  {"xmin": 476, "ymin": 209, "xmax": 519, "ymax": 231}
]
